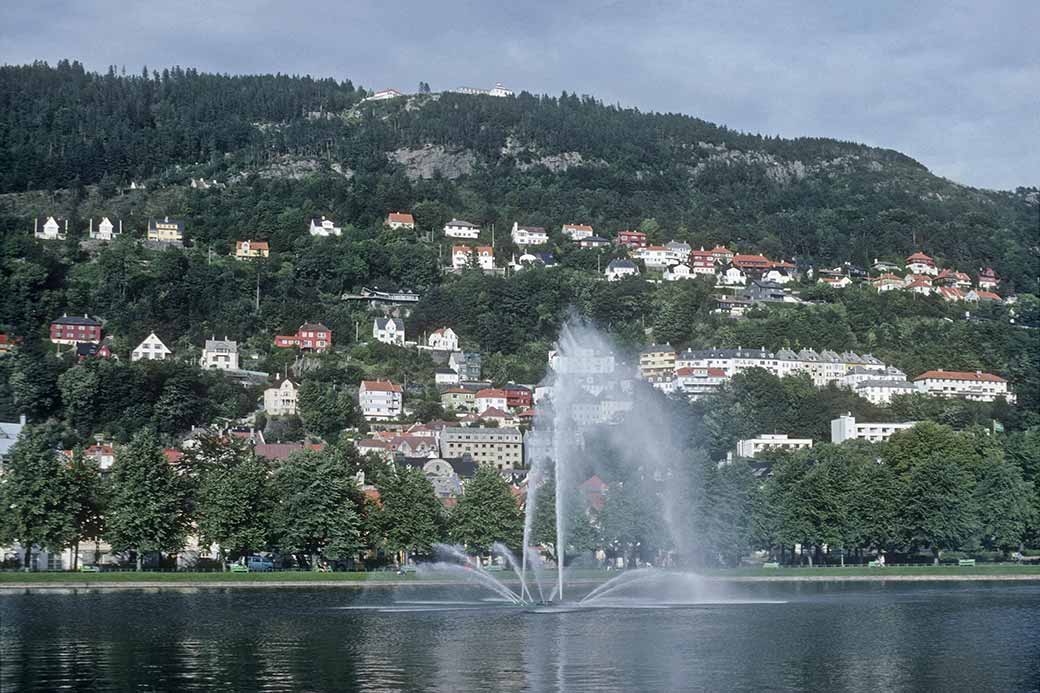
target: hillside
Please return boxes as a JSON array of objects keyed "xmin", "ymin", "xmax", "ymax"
[{"xmin": 0, "ymin": 61, "xmax": 1037, "ymax": 289}]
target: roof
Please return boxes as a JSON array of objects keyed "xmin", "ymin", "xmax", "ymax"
[
  {"xmin": 479, "ymin": 406, "xmax": 512, "ymax": 419},
  {"xmin": 516, "ymin": 225, "xmax": 546, "ymax": 233},
  {"xmin": 606, "ymin": 259, "xmax": 637, "ymax": 270},
  {"xmin": 387, "ymin": 212, "xmax": 415, "ymax": 224},
  {"xmin": 710, "ymin": 245, "xmax": 733, "ymax": 253},
  {"xmin": 205, "ymin": 338, "xmax": 238, "ymax": 353},
  {"xmin": 452, "ymin": 245, "xmax": 472, "ymax": 254},
  {"xmin": 580, "ymin": 235, "xmax": 609, "ymax": 243},
  {"xmin": 374, "ymin": 317, "xmax": 404, "ymax": 329},
  {"xmin": 675, "ymin": 366, "xmax": 727, "ymax": 377},
  {"xmin": 299, "ymin": 322, "xmax": 329, "ymax": 332},
  {"xmin": 617, "ymin": 230, "xmax": 646, "ymax": 237},
  {"xmin": 52, "ymin": 314, "xmax": 101, "ymax": 326},
  {"xmin": 644, "ymin": 245, "xmax": 669, "ymax": 252},
  {"xmin": 906, "ymin": 252, "xmax": 934, "ymax": 262},
  {"xmin": 446, "ymin": 219, "xmax": 478, "ymax": 228},
  {"xmin": 640, "ymin": 343, "xmax": 675, "ymax": 354},
  {"xmin": 0, "ymin": 418, "xmax": 25, "ymax": 459},
  {"xmin": 477, "ymin": 245, "xmax": 493, "ymax": 254},
  {"xmin": 149, "ymin": 217, "xmax": 185, "ymax": 230},
  {"xmin": 476, "ymin": 388, "xmax": 509, "ymax": 399},
  {"xmin": 913, "ymin": 370, "xmax": 1007, "ymax": 383},
  {"xmin": 254, "ymin": 442, "xmax": 324, "ymax": 461},
  {"xmin": 732, "ymin": 254, "xmax": 770, "ymax": 263},
  {"xmin": 563, "ymin": 223, "xmax": 593, "ymax": 231},
  {"xmin": 237, "ymin": 240, "xmax": 269, "ymax": 250},
  {"xmin": 362, "ymin": 380, "xmax": 403, "ymax": 393},
  {"xmin": 973, "ymin": 290, "xmax": 1002, "ymax": 301},
  {"xmin": 442, "ymin": 388, "xmax": 474, "ymax": 395}
]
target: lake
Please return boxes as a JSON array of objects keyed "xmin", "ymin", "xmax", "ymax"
[{"xmin": 2, "ymin": 581, "xmax": 1039, "ymax": 691}]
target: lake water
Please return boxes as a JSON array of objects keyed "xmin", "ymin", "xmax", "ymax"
[{"xmin": 2, "ymin": 581, "xmax": 1039, "ymax": 692}]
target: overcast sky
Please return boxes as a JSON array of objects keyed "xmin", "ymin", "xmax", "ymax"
[{"xmin": 2, "ymin": 1, "xmax": 1037, "ymax": 190}]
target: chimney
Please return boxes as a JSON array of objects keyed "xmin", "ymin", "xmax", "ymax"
[
  {"xmin": 35, "ymin": 218, "xmax": 38, "ymax": 234},
  {"xmin": 89, "ymin": 218, "xmax": 93, "ymax": 233},
  {"xmin": 19, "ymin": 414, "xmax": 27, "ymax": 426}
]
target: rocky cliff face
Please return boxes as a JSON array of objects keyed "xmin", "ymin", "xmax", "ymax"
[{"xmin": 389, "ymin": 145, "xmax": 477, "ymax": 180}]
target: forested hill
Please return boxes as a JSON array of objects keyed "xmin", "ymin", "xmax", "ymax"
[{"xmin": 0, "ymin": 60, "xmax": 1037, "ymax": 286}]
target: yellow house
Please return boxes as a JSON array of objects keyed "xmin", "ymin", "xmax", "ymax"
[
  {"xmin": 147, "ymin": 217, "xmax": 184, "ymax": 243},
  {"xmin": 235, "ymin": 240, "xmax": 270, "ymax": 259}
]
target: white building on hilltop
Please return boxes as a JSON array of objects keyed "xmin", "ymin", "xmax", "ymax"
[
  {"xmin": 309, "ymin": 216, "xmax": 342, "ymax": 237},
  {"xmin": 373, "ymin": 317, "xmax": 405, "ymax": 346},
  {"xmin": 444, "ymin": 219, "xmax": 481, "ymax": 239},
  {"xmin": 359, "ymin": 380, "xmax": 403, "ymax": 421},
  {"xmin": 264, "ymin": 378, "xmax": 299, "ymax": 416},
  {"xmin": 831, "ymin": 414, "xmax": 917, "ymax": 444},
  {"xmin": 34, "ymin": 216, "xmax": 68, "ymax": 240},
  {"xmin": 455, "ymin": 82, "xmax": 514, "ymax": 97},
  {"xmin": 200, "ymin": 337, "xmax": 239, "ymax": 371},
  {"xmin": 511, "ymin": 223, "xmax": 548, "ymax": 246},
  {"xmin": 912, "ymin": 370, "xmax": 1015, "ymax": 403},
  {"xmin": 131, "ymin": 332, "xmax": 172, "ymax": 361},
  {"xmin": 736, "ymin": 434, "xmax": 813, "ymax": 459},
  {"xmin": 428, "ymin": 327, "xmax": 459, "ymax": 351},
  {"xmin": 88, "ymin": 217, "xmax": 121, "ymax": 241}
]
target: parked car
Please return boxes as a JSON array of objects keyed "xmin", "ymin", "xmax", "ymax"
[{"xmin": 247, "ymin": 556, "xmax": 274, "ymax": 572}]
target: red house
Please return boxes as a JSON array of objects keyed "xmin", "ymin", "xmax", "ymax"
[
  {"xmin": 503, "ymin": 384, "xmax": 533, "ymax": 409},
  {"xmin": 731, "ymin": 254, "xmax": 772, "ymax": 270},
  {"xmin": 615, "ymin": 230, "xmax": 647, "ymax": 248},
  {"xmin": 274, "ymin": 322, "xmax": 332, "ymax": 351},
  {"xmin": 50, "ymin": 314, "xmax": 103, "ymax": 345}
]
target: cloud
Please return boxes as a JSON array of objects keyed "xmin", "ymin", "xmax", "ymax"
[{"xmin": 1, "ymin": 0, "xmax": 1036, "ymax": 189}]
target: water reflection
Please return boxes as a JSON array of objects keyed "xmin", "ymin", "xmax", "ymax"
[{"xmin": 2, "ymin": 582, "xmax": 1039, "ymax": 691}]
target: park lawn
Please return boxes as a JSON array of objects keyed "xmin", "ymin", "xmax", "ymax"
[{"xmin": 703, "ymin": 564, "xmax": 1040, "ymax": 578}]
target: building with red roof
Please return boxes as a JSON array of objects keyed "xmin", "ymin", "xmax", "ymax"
[
  {"xmin": 359, "ymin": 380, "xmax": 403, "ymax": 421},
  {"xmin": 906, "ymin": 252, "xmax": 937, "ymax": 276},
  {"xmin": 386, "ymin": 211, "xmax": 415, "ymax": 229},
  {"xmin": 912, "ymin": 369, "xmax": 1014, "ymax": 403},
  {"xmin": 274, "ymin": 322, "xmax": 331, "ymax": 351},
  {"xmin": 615, "ymin": 230, "xmax": 647, "ymax": 248}
]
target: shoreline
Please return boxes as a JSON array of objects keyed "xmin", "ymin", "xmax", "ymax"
[{"xmin": 3, "ymin": 572, "xmax": 1040, "ymax": 591}]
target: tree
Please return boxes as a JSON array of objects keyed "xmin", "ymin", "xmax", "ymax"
[
  {"xmin": 702, "ymin": 462, "xmax": 755, "ymax": 566},
  {"xmin": 973, "ymin": 461, "xmax": 1036, "ymax": 555},
  {"xmin": 450, "ymin": 466, "xmax": 523, "ymax": 554},
  {"xmin": 105, "ymin": 430, "xmax": 189, "ymax": 570},
  {"xmin": 193, "ymin": 439, "xmax": 274, "ymax": 569},
  {"xmin": 63, "ymin": 449, "xmax": 106, "ymax": 570},
  {"xmin": 598, "ymin": 477, "xmax": 663, "ymax": 567},
  {"xmin": 0, "ymin": 427, "xmax": 76, "ymax": 570},
  {"xmin": 375, "ymin": 466, "xmax": 446, "ymax": 562},
  {"xmin": 530, "ymin": 478, "xmax": 598, "ymax": 565},
  {"xmin": 298, "ymin": 382, "xmax": 354, "ymax": 440},
  {"xmin": 904, "ymin": 457, "xmax": 977, "ymax": 564},
  {"xmin": 270, "ymin": 449, "xmax": 361, "ymax": 569}
]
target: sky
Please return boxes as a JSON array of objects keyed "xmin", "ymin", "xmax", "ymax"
[{"xmin": 2, "ymin": 1, "xmax": 1037, "ymax": 190}]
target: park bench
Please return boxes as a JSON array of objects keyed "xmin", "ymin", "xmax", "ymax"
[
  {"xmin": 958, "ymin": 559, "xmax": 976, "ymax": 567},
  {"xmin": 763, "ymin": 562, "xmax": 780, "ymax": 569},
  {"xmin": 868, "ymin": 560, "xmax": 881, "ymax": 567}
]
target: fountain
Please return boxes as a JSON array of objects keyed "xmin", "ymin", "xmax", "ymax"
[{"xmin": 421, "ymin": 317, "xmax": 715, "ymax": 609}]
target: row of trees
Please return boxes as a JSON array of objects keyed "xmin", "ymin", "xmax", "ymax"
[
  {"xmin": 4, "ymin": 415, "xmax": 1037, "ymax": 571},
  {"xmin": 0, "ymin": 429, "xmax": 523, "ymax": 571}
]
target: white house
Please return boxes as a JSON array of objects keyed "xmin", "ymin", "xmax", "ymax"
[
  {"xmin": 605, "ymin": 259, "xmax": 639, "ymax": 281},
  {"xmin": 488, "ymin": 82, "xmax": 513, "ymax": 97},
  {"xmin": 428, "ymin": 327, "xmax": 459, "ymax": 351},
  {"xmin": 386, "ymin": 212, "xmax": 415, "ymax": 230},
  {"xmin": 88, "ymin": 217, "xmax": 121, "ymax": 241},
  {"xmin": 309, "ymin": 216, "xmax": 342, "ymax": 237},
  {"xmin": 359, "ymin": 380, "xmax": 403, "ymax": 421},
  {"xmin": 365, "ymin": 88, "xmax": 403, "ymax": 102},
  {"xmin": 373, "ymin": 317, "xmax": 405, "ymax": 346},
  {"xmin": 562, "ymin": 223, "xmax": 594, "ymax": 241},
  {"xmin": 906, "ymin": 252, "xmax": 938, "ymax": 276},
  {"xmin": 763, "ymin": 268, "xmax": 794, "ymax": 285},
  {"xmin": 977, "ymin": 268, "xmax": 999, "ymax": 290},
  {"xmin": 511, "ymin": 223, "xmax": 548, "ymax": 246},
  {"xmin": 853, "ymin": 379, "xmax": 918, "ymax": 405},
  {"xmin": 912, "ymin": 370, "xmax": 1015, "ymax": 403},
  {"xmin": 435, "ymin": 368, "xmax": 461, "ymax": 387},
  {"xmin": 452, "ymin": 245, "xmax": 495, "ymax": 271},
  {"xmin": 131, "ymin": 332, "xmax": 172, "ymax": 361},
  {"xmin": 475, "ymin": 388, "xmax": 509, "ymax": 412},
  {"xmin": 200, "ymin": 337, "xmax": 239, "ymax": 371},
  {"xmin": 818, "ymin": 276, "xmax": 852, "ymax": 288},
  {"xmin": 444, "ymin": 219, "xmax": 481, "ymax": 239},
  {"xmin": 663, "ymin": 264, "xmax": 693, "ymax": 281},
  {"xmin": 718, "ymin": 266, "xmax": 747, "ymax": 286},
  {"xmin": 34, "ymin": 216, "xmax": 68, "ymax": 240},
  {"xmin": 831, "ymin": 414, "xmax": 917, "ymax": 444},
  {"xmin": 736, "ymin": 434, "xmax": 813, "ymax": 459},
  {"xmin": 637, "ymin": 246, "xmax": 676, "ymax": 268},
  {"xmin": 264, "ymin": 378, "xmax": 299, "ymax": 416}
]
